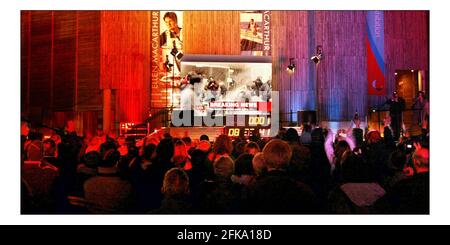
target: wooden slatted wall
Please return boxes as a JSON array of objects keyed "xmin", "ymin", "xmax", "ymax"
[
  {"xmin": 99, "ymin": 11, "xmax": 151, "ymax": 123},
  {"xmin": 21, "ymin": 11, "xmax": 30, "ymax": 113},
  {"xmin": 183, "ymin": 11, "xmax": 241, "ymax": 55},
  {"xmin": 271, "ymin": 11, "xmax": 312, "ymax": 123},
  {"xmin": 77, "ymin": 11, "xmax": 102, "ymax": 112},
  {"xmin": 22, "ymin": 10, "xmax": 429, "ymax": 126},
  {"xmin": 314, "ymin": 11, "xmax": 367, "ymax": 121},
  {"xmin": 378, "ymin": 11, "xmax": 429, "ymax": 106},
  {"xmin": 21, "ymin": 11, "xmax": 101, "ymax": 133},
  {"xmin": 28, "ymin": 11, "xmax": 52, "ymax": 119},
  {"xmin": 53, "ymin": 11, "xmax": 76, "ymax": 111}
]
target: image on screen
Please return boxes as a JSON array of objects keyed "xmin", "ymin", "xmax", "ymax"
[{"xmin": 179, "ymin": 56, "xmax": 272, "ymax": 117}]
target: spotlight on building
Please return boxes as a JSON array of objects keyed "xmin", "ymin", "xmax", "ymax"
[
  {"xmin": 311, "ymin": 45, "xmax": 323, "ymax": 64},
  {"xmin": 286, "ymin": 58, "xmax": 296, "ymax": 74},
  {"xmin": 286, "ymin": 63, "xmax": 296, "ymax": 73}
]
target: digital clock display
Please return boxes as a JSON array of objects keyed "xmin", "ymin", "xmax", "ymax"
[{"xmin": 225, "ymin": 127, "xmax": 272, "ymax": 138}]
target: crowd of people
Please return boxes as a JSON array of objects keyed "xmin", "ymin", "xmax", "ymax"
[{"xmin": 21, "ymin": 119, "xmax": 429, "ymax": 214}]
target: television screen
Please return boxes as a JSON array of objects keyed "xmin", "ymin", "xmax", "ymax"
[{"xmin": 178, "ymin": 55, "xmax": 272, "ymax": 117}]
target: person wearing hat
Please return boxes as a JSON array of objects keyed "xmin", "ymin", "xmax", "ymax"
[{"xmin": 385, "ymin": 91, "xmax": 405, "ymax": 141}]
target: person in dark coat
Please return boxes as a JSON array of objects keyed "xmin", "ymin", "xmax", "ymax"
[
  {"xmin": 243, "ymin": 139, "xmax": 316, "ymax": 214},
  {"xmin": 152, "ymin": 168, "xmax": 192, "ymax": 214},
  {"xmin": 385, "ymin": 91, "xmax": 405, "ymax": 140},
  {"xmin": 375, "ymin": 147, "xmax": 429, "ymax": 214},
  {"xmin": 194, "ymin": 156, "xmax": 241, "ymax": 213},
  {"xmin": 83, "ymin": 150, "xmax": 134, "ymax": 213}
]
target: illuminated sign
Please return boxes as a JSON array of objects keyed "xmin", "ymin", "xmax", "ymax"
[{"xmin": 224, "ymin": 115, "xmax": 271, "ymax": 138}]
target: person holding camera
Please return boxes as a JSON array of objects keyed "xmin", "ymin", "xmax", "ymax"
[
  {"xmin": 180, "ymin": 72, "xmax": 202, "ymax": 111},
  {"xmin": 160, "ymin": 12, "xmax": 183, "ymax": 76},
  {"xmin": 251, "ymin": 77, "xmax": 263, "ymax": 97},
  {"xmin": 160, "ymin": 12, "xmax": 182, "ymax": 47}
]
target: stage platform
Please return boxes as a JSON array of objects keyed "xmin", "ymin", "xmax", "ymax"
[
  {"xmin": 157, "ymin": 126, "xmax": 225, "ymax": 141},
  {"xmin": 148, "ymin": 121, "xmax": 370, "ymax": 142},
  {"xmin": 282, "ymin": 121, "xmax": 365, "ymax": 135}
]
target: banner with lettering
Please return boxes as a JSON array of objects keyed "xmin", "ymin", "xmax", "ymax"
[
  {"xmin": 150, "ymin": 11, "xmax": 184, "ymax": 109},
  {"xmin": 150, "ymin": 11, "xmax": 161, "ymax": 109},
  {"xmin": 366, "ymin": 10, "xmax": 386, "ymax": 95},
  {"xmin": 240, "ymin": 11, "xmax": 271, "ymax": 56}
]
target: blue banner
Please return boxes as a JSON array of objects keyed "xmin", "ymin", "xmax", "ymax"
[{"xmin": 366, "ymin": 10, "xmax": 386, "ymax": 95}]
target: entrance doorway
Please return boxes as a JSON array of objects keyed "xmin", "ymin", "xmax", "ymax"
[{"xmin": 395, "ymin": 69, "xmax": 428, "ymax": 131}]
